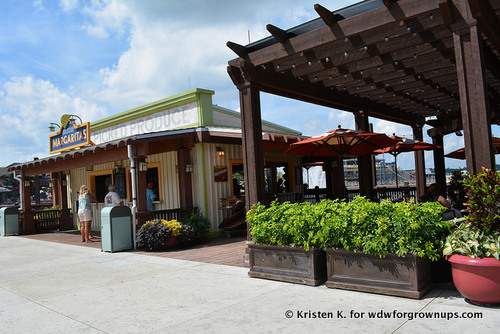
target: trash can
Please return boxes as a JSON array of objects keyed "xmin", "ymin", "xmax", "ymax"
[
  {"xmin": 100, "ymin": 206, "xmax": 133, "ymax": 253},
  {"xmin": 0, "ymin": 207, "xmax": 20, "ymax": 236}
]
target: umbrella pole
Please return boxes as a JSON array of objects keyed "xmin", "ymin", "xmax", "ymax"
[{"xmin": 394, "ymin": 155, "xmax": 399, "ymax": 188}]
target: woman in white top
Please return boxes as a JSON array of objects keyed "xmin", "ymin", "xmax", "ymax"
[{"xmin": 78, "ymin": 185, "xmax": 94, "ymax": 243}]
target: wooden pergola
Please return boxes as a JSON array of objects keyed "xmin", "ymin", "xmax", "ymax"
[{"xmin": 227, "ymin": 0, "xmax": 500, "ymax": 210}]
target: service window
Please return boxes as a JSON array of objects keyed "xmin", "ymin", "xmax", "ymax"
[
  {"xmin": 89, "ymin": 168, "xmax": 127, "ymax": 203},
  {"xmin": 146, "ymin": 163, "xmax": 161, "ymax": 201},
  {"xmin": 125, "ymin": 162, "xmax": 162, "ymax": 201}
]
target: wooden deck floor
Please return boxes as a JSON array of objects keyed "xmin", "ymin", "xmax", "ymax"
[{"xmin": 20, "ymin": 230, "xmax": 248, "ymax": 268}]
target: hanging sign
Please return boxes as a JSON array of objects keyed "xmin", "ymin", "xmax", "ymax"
[{"xmin": 50, "ymin": 120, "xmax": 91, "ymax": 154}]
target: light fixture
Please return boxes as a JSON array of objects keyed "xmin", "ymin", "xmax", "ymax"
[
  {"xmin": 185, "ymin": 163, "xmax": 193, "ymax": 173},
  {"xmin": 24, "ymin": 180, "xmax": 31, "ymax": 187},
  {"xmin": 49, "ymin": 181, "xmax": 54, "ymax": 188},
  {"xmin": 138, "ymin": 161, "xmax": 148, "ymax": 172},
  {"xmin": 86, "ymin": 165, "xmax": 94, "ymax": 172},
  {"xmin": 68, "ymin": 114, "xmax": 82, "ymax": 125},
  {"xmin": 49, "ymin": 123, "xmax": 60, "ymax": 132},
  {"xmin": 216, "ymin": 146, "xmax": 225, "ymax": 157}
]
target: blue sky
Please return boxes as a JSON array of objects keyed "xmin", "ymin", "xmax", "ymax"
[{"xmin": 1, "ymin": 0, "xmax": 490, "ymax": 171}]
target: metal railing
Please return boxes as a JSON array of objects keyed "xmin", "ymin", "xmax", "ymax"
[{"xmin": 304, "ymin": 187, "xmax": 418, "ymax": 203}]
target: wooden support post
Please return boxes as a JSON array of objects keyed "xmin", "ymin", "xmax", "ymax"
[
  {"xmin": 34, "ymin": 174, "xmax": 40, "ymax": 205},
  {"xmin": 354, "ymin": 111, "xmax": 375, "ymax": 200},
  {"xmin": 21, "ymin": 171, "xmax": 35, "ymax": 234},
  {"xmin": 238, "ymin": 82, "xmax": 265, "ymax": 242},
  {"xmin": 238, "ymin": 82, "xmax": 266, "ymax": 212},
  {"xmin": 452, "ymin": 19, "xmax": 494, "ymax": 173},
  {"xmin": 51, "ymin": 172, "xmax": 61, "ymax": 209},
  {"xmin": 177, "ymin": 147, "xmax": 193, "ymax": 209},
  {"xmin": 432, "ymin": 135, "xmax": 447, "ymax": 195},
  {"xmin": 413, "ymin": 125, "xmax": 426, "ymax": 201},
  {"xmin": 331, "ymin": 157, "xmax": 346, "ymax": 199},
  {"xmin": 59, "ymin": 173, "xmax": 72, "ymax": 230},
  {"xmin": 136, "ymin": 157, "xmax": 148, "ymax": 212}
]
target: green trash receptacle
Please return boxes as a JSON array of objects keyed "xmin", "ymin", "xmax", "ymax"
[
  {"xmin": 101, "ymin": 206, "xmax": 133, "ymax": 253},
  {"xmin": 0, "ymin": 207, "xmax": 19, "ymax": 236}
]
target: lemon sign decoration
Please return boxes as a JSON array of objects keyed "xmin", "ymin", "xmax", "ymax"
[{"xmin": 61, "ymin": 114, "xmax": 71, "ymax": 128}]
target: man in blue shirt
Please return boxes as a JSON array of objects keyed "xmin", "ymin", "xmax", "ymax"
[{"xmin": 146, "ymin": 182, "xmax": 156, "ymax": 211}]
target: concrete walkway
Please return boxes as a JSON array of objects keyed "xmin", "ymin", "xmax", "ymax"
[{"xmin": 0, "ymin": 236, "xmax": 498, "ymax": 333}]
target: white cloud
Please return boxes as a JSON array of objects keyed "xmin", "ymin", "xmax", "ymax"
[
  {"xmin": 33, "ymin": 0, "xmax": 44, "ymax": 12},
  {"xmin": 0, "ymin": 76, "xmax": 106, "ymax": 165},
  {"xmin": 59, "ymin": 0, "xmax": 78, "ymax": 12},
  {"xmin": 81, "ymin": 0, "xmax": 131, "ymax": 38}
]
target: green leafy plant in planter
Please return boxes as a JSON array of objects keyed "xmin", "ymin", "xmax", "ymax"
[
  {"xmin": 319, "ymin": 197, "xmax": 451, "ymax": 298},
  {"xmin": 320, "ymin": 197, "xmax": 450, "ymax": 260},
  {"xmin": 247, "ymin": 200, "xmax": 329, "ymax": 250},
  {"xmin": 247, "ymin": 197, "xmax": 451, "ymax": 293},
  {"xmin": 247, "ymin": 200, "xmax": 332, "ymax": 286},
  {"xmin": 443, "ymin": 167, "xmax": 500, "ymax": 305}
]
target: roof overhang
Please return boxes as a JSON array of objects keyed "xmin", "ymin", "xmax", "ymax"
[{"xmin": 9, "ymin": 127, "xmax": 305, "ymax": 176}]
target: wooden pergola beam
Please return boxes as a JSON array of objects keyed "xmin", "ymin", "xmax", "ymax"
[
  {"xmin": 226, "ymin": 41, "xmax": 248, "ymax": 59},
  {"xmin": 239, "ymin": 61, "xmax": 423, "ymax": 125},
  {"xmin": 382, "ymin": 0, "xmax": 399, "ymax": 8},
  {"xmin": 266, "ymin": 24, "xmax": 292, "ymax": 45},
  {"xmin": 314, "ymin": 4, "xmax": 342, "ymax": 27},
  {"xmin": 244, "ymin": 0, "xmax": 438, "ymax": 67},
  {"xmin": 469, "ymin": 0, "xmax": 500, "ymax": 56}
]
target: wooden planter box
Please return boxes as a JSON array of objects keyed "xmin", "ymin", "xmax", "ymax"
[
  {"xmin": 326, "ymin": 248, "xmax": 432, "ymax": 299},
  {"xmin": 248, "ymin": 243, "xmax": 327, "ymax": 286}
]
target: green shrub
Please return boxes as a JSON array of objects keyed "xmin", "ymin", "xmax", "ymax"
[
  {"xmin": 247, "ymin": 197, "xmax": 450, "ymax": 260},
  {"xmin": 181, "ymin": 211, "xmax": 210, "ymax": 242}
]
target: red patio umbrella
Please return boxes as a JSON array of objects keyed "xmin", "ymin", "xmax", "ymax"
[
  {"xmin": 445, "ymin": 137, "xmax": 500, "ymax": 160},
  {"xmin": 373, "ymin": 135, "xmax": 441, "ymax": 188},
  {"xmin": 285, "ymin": 127, "xmax": 398, "ymax": 197},
  {"xmin": 285, "ymin": 127, "xmax": 398, "ymax": 158}
]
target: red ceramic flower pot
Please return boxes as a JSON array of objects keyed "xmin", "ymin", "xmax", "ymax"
[
  {"xmin": 164, "ymin": 236, "xmax": 179, "ymax": 249},
  {"xmin": 446, "ymin": 254, "xmax": 500, "ymax": 305}
]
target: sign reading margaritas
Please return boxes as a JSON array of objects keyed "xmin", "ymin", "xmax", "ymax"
[{"xmin": 50, "ymin": 115, "xmax": 91, "ymax": 154}]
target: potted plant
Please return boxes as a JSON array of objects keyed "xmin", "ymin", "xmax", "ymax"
[
  {"xmin": 246, "ymin": 200, "xmax": 328, "ymax": 286},
  {"xmin": 136, "ymin": 219, "xmax": 192, "ymax": 251},
  {"xmin": 321, "ymin": 197, "xmax": 451, "ymax": 299},
  {"xmin": 443, "ymin": 167, "xmax": 500, "ymax": 305}
]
